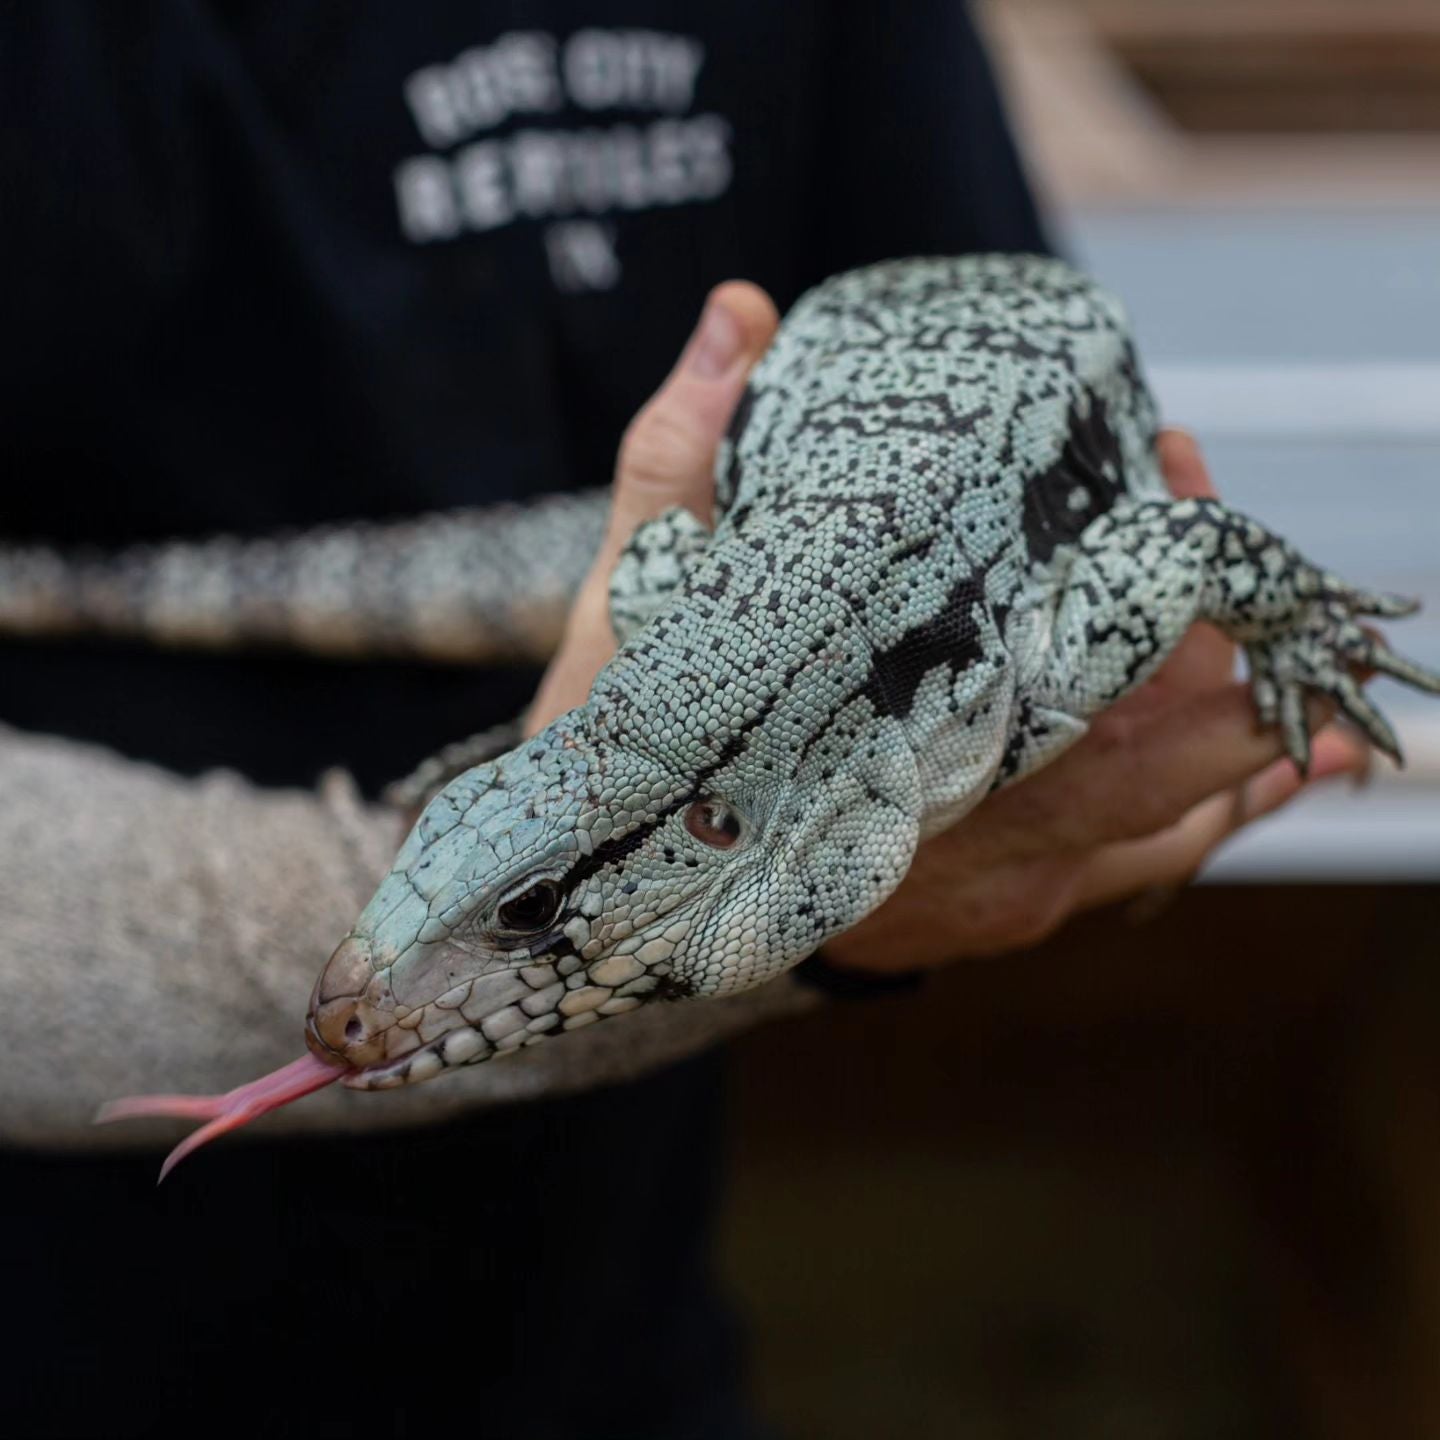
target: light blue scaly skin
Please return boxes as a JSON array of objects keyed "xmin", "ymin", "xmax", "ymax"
[{"xmin": 308, "ymin": 254, "xmax": 1440, "ymax": 1089}]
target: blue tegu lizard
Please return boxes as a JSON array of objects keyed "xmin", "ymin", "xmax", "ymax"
[{"xmin": 98, "ymin": 254, "xmax": 1440, "ymax": 1167}]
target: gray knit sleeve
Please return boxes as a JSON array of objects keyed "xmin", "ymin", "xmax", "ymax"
[{"xmin": 0, "ymin": 724, "xmax": 813, "ymax": 1149}]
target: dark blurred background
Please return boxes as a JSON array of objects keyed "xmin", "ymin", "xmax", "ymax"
[{"xmin": 722, "ymin": 4, "xmax": 1440, "ymax": 1436}]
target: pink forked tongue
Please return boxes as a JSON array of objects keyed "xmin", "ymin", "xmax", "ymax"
[{"xmin": 95, "ymin": 1052, "xmax": 344, "ymax": 1183}]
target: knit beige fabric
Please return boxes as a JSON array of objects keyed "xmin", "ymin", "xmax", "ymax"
[{"xmin": 0, "ymin": 723, "xmax": 814, "ymax": 1150}]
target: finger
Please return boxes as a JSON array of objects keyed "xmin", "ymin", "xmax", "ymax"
[
  {"xmin": 987, "ymin": 681, "xmax": 1327, "ymax": 860},
  {"xmin": 1073, "ymin": 723, "xmax": 1366, "ymax": 907},
  {"xmin": 1156, "ymin": 428, "xmax": 1217, "ymax": 501},
  {"xmin": 1101, "ymin": 683, "xmax": 1337, "ymax": 844},
  {"xmin": 1075, "ymin": 789, "xmax": 1236, "ymax": 911},
  {"xmin": 1147, "ymin": 618, "xmax": 1236, "ymax": 697}
]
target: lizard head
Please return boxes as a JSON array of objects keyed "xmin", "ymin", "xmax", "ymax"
[{"xmin": 306, "ymin": 694, "xmax": 922, "ymax": 1088}]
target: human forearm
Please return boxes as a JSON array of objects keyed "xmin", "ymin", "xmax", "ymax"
[{"xmin": 0, "ymin": 723, "xmax": 804, "ymax": 1147}]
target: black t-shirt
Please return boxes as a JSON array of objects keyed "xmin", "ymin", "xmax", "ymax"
[
  {"xmin": 2, "ymin": 0, "xmax": 1047, "ymax": 791},
  {"xmin": 1, "ymin": 5, "xmax": 1048, "ymax": 1437}
]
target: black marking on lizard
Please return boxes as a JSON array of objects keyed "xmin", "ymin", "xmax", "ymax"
[
  {"xmin": 1020, "ymin": 395, "xmax": 1126, "ymax": 564},
  {"xmin": 863, "ymin": 570, "xmax": 991, "ymax": 720}
]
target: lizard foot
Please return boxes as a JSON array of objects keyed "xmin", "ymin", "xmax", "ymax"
[{"xmin": 1245, "ymin": 581, "xmax": 1439, "ymax": 774}]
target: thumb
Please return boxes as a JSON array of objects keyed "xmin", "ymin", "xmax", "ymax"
[{"xmin": 603, "ymin": 281, "xmax": 779, "ymax": 562}]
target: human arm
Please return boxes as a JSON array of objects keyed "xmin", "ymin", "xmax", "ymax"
[{"xmin": 0, "ymin": 717, "xmax": 810, "ymax": 1148}]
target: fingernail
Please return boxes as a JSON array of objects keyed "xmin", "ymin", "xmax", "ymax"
[
  {"xmin": 1310, "ymin": 750, "xmax": 1358, "ymax": 784},
  {"xmin": 1348, "ymin": 752, "xmax": 1377, "ymax": 790},
  {"xmin": 687, "ymin": 299, "xmax": 743, "ymax": 380},
  {"xmin": 1307, "ymin": 738, "xmax": 1369, "ymax": 787}
]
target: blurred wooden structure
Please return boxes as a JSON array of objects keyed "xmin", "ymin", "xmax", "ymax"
[
  {"xmin": 981, "ymin": 0, "xmax": 1440, "ymax": 205},
  {"xmin": 1093, "ymin": 1, "xmax": 1440, "ymax": 134}
]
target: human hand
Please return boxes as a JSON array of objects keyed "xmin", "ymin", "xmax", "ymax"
[{"xmin": 823, "ymin": 430, "xmax": 1370, "ymax": 972}]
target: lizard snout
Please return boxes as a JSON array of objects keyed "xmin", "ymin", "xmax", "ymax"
[{"xmin": 305, "ymin": 936, "xmax": 390, "ymax": 1068}]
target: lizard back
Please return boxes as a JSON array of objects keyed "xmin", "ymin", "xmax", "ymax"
[{"xmin": 599, "ymin": 254, "xmax": 1164, "ymax": 832}]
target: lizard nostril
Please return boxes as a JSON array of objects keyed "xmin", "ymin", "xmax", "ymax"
[{"xmin": 308, "ymin": 997, "xmax": 388, "ymax": 1068}]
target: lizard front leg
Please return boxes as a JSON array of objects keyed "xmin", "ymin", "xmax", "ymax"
[
  {"xmin": 1032, "ymin": 497, "xmax": 1440, "ymax": 773},
  {"xmin": 608, "ymin": 505, "xmax": 712, "ymax": 644}
]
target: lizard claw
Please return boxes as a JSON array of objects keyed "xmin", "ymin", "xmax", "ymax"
[
  {"xmin": 1353, "ymin": 634, "xmax": 1440, "ymax": 696},
  {"xmin": 1245, "ymin": 589, "xmax": 1432, "ymax": 772},
  {"xmin": 1321, "ymin": 580, "xmax": 1421, "ymax": 620}
]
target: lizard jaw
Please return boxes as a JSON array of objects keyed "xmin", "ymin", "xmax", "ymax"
[
  {"xmin": 339, "ymin": 968, "xmax": 653, "ymax": 1089},
  {"xmin": 340, "ymin": 1024, "xmax": 497, "ymax": 1089},
  {"xmin": 316, "ymin": 935, "xmax": 667, "ymax": 1088}
]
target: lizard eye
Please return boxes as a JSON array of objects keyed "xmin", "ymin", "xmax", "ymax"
[
  {"xmin": 497, "ymin": 879, "xmax": 564, "ymax": 934},
  {"xmin": 684, "ymin": 798, "xmax": 743, "ymax": 850}
]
